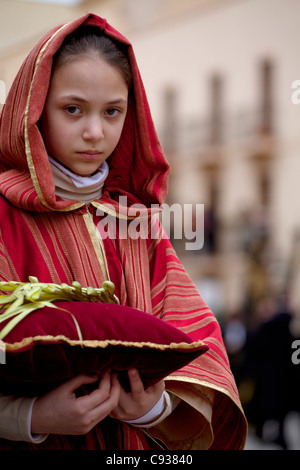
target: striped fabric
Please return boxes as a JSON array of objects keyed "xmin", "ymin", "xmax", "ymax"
[{"xmin": 0, "ymin": 13, "xmax": 247, "ymax": 449}]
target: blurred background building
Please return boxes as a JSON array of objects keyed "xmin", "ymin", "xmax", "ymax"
[{"xmin": 0, "ymin": 0, "xmax": 299, "ymax": 450}]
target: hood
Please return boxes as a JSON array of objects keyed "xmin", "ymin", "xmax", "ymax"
[{"xmin": 0, "ymin": 13, "xmax": 170, "ymax": 214}]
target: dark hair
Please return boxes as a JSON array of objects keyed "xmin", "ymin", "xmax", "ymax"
[{"xmin": 52, "ymin": 26, "xmax": 132, "ymax": 90}]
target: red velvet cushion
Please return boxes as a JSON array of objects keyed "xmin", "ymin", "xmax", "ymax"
[{"xmin": 0, "ymin": 301, "xmax": 208, "ymax": 396}]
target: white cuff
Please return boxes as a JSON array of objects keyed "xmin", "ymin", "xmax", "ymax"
[
  {"xmin": 122, "ymin": 391, "xmax": 173, "ymax": 428},
  {"xmin": 28, "ymin": 397, "xmax": 48, "ymax": 443}
]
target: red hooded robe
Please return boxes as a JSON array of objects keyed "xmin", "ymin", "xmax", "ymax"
[{"xmin": 0, "ymin": 13, "xmax": 247, "ymax": 450}]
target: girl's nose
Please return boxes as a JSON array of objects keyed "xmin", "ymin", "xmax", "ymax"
[{"xmin": 82, "ymin": 116, "xmax": 104, "ymax": 142}]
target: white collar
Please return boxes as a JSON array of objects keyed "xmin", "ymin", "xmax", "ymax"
[{"xmin": 49, "ymin": 156, "xmax": 109, "ymax": 202}]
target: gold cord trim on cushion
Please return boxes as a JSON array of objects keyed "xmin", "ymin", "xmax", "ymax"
[{"xmin": 4, "ymin": 334, "xmax": 206, "ymax": 352}]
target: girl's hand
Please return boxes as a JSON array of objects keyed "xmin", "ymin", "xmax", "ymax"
[
  {"xmin": 31, "ymin": 370, "xmax": 120, "ymax": 435},
  {"xmin": 109, "ymin": 368, "xmax": 165, "ymax": 422}
]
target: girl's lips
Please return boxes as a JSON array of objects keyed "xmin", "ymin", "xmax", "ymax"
[{"xmin": 77, "ymin": 151, "xmax": 103, "ymax": 160}]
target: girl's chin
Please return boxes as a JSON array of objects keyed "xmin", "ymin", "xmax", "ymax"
[
  {"xmin": 70, "ymin": 166, "xmax": 99, "ymax": 177},
  {"xmin": 74, "ymin": 171, "xmax": 94, "ymax": 177}
]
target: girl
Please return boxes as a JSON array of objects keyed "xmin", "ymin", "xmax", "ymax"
[{"xmin": 0, "ymin": 13, "xmax": 247, "ymax": 450}]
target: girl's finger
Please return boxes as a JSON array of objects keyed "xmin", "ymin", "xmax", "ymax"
[
  {"xmin": 89, "ymin": 373, "xmax": 121, "ymax": 421},
  {"xmin": 127, "ymin": 369, "xmax": 144, "ymax": 396},
  {"xmin": 59, "ymin": 374, "xmax": 99, "ymax": 396},
  {"xmin": 77, "ymin": 370, "xmax": 112, "ymax": 410}
]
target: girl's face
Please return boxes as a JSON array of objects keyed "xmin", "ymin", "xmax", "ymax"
[{"xmin": 40, "ymin": 54, "xmax": 128, "ymax": 176}]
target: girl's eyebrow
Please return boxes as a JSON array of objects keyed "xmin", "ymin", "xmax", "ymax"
[
  {"xmin": 59, "ymin": 95, "xmax": 128, "ymax": 105},
  {"xmin": 60, "ymin": 95, "xmax": 89, "ymax": 103},
  {"xmin": 107, "ymin": 98, "xmax": 128, "ymax": 105}
]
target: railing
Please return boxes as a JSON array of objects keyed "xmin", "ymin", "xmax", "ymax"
[{"xmin": 160, "ymin": 108, "xmax": 274, "ymax": 155}]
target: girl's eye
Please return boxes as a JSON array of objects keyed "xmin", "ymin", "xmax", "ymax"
[
  {"xmin": 105, "ymin": 108, "xmax": 119, "ymax": 117},
  {"xmin": 65, "ymin": 106, "xmax": 81, "ymax": 115}
]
